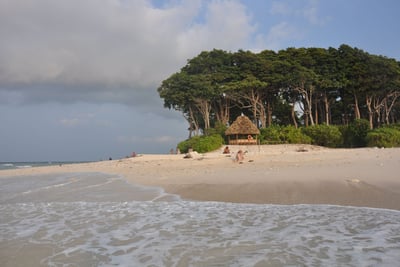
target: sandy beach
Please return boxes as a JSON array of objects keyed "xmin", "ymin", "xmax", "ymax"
[{"xmin": 1, "ymin": 144, "xmax": 400, "ymax": 210}]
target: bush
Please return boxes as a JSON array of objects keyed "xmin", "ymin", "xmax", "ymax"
[
  {"xmin": 302, "ymin": 124, "xmax": 343, "ymax": 148},
  {"xmin": 366, "ymin": 127, "xmax": 400, "ymax": 148},
  {"xmin": 177, "ymin": 134, "xmax": 224, "ymax": 153},
  {"xmin": 386, "ymin": 123, "xmax": 400, "ymax": 131},
  {"xmin": 341, "ymin": 119, "xmax": 370, "ymax": 147},
  {"xmin": 259, "ymin": 125, "xmax": 311, "ymax": 144},
  {"xmin": 177, "ymin": 136, "xmax": 199, "ymax": 153},
  {"xmin": 281, "ymin": 125, "xmax": 312, "ymax": 144},
  {"xmin": 259, "ymin": 125, "xmax": 284, "ymax": 144},
  {"xmin": 205, "ymin": 122, "xmax": 227, "ymax": 137}
]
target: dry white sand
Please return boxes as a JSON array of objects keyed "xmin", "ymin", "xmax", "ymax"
[{"xmin": 2, "ymin": 144, "xmax": 400, "ymax": 210}]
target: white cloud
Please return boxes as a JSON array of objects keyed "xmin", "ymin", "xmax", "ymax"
[
  {"xmin": 257, "ymin": 22, "xmax": 302, "ymax": 51},
  {"xmin": 176, "ymin": 0, "xmax": 255, "ymax": 58},
  {"xmin": 302, "ymin": 0, "xmax": 329, "ymax": 26},
  {"xmin": 259, "ymin": 0, "xmax": 326, "ymax": 50},
  {"xmin": 0, "ymin": 0, "xmax": 256, "ymax": 107}
]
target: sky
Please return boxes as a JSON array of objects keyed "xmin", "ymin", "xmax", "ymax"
[{"xmin": 0, "ymin": 0, "xmax": 399, "ymax": 161}]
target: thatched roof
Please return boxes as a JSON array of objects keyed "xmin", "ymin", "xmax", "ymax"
[{"xmin": 225, "ymin": 115, "xmax": 260, "ymax": 135}]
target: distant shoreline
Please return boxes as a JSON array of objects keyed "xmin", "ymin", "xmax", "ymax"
[{"xmin": 1, "ymin": 145, "xmax": 400, "ymax": 210}]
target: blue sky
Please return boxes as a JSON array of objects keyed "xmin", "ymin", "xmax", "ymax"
[{"xmin": 0, "ymin": 0, "xmax": 399, "ymax": 161}]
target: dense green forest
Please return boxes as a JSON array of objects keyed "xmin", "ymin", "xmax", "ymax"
[{"xmin": 158, "ymin": 44, "xmax": 400, "ymax": 149}]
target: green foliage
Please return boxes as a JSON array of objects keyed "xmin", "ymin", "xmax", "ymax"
[
  {"xmin": 177, "ymin": 134, "xmax": 224, "ymax": 153},
  {"xmin": 259, "ymin": 125, "xmax": 283, "ymax": 144},
  {"xmin": 282, "ymin": 125, "xmax": 312, "ymax": 144},
  {"xmin": 260, "ymin": 125, "xmax": 311, "ymax": 144},
  {"xmin": 386, "ymin": 123, "xmax": 400, "ymax": 131},
  {"xmin": 205, "ymin": 122, "xmax": 227, "ymax": 137},
  {"xmin": 177, "ymin": 136, "xmax": 199, "ymax": 153},
  {"xmin": 159, "ymin": 45, "xmax": 400, "ymax": 136},
  {"xmin": 302, "ymin": 124, "xmax": 343, "ymax": 147},
  {"xmin": 341, "ymin": 119, "xmax": 370, "ymax": 147},
  {"xmin": 366, "ymin": 127, "xmax": 400, "ymax": 148}
]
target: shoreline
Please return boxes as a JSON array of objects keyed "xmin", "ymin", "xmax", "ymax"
[{"xmin": 1, "ymin": 144, "xmax": 400, "ymax": 210}]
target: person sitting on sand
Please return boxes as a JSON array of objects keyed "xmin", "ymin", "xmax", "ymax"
[
  {"xmin": 235, "ymin": 150, "xmax": 245, "ymax": 163},
  {"xmin": 223, "ymin": 146, "xmax": 230, "ymax": 154}
]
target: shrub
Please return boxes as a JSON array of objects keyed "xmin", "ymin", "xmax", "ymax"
[
  {"xmin": 341, "ymin": 119, "xmax": 370, "ymax": 147},
  {"xmin": 177, "ymin": 136, "xmax": 198, "ymax": 153},
  {"xmin": 366, "ymin": 127, "xmax": 400, "ymax": 148},
  {"xmin": 260, "ymin": 125, "xmax": 311, "ymax": 144},
  {"xmin": 281, "ymin": 125, "xmax": 312, "ymax": 144},
  {"xmin": 205, "ymin": 122, "xmax": 227, "ymax": 137},
  {"xmin": 177, "ymin": 134, "xmax": 224, "ymax": 153},
  {"xmin": 302, "ymin": 124, "xmax": 343, "ymax": 148},
  {"xmin": 259, "ymin": 125, "xmax": 284, "ymax": 144},
  {"xmin": 386, "ymin": 123, "xmax": 400, "ymax": 131}
]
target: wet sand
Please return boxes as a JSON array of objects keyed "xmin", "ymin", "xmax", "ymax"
[{"xmin": 1, "ymin": 144, "xmax": 400, "ymax": 210}]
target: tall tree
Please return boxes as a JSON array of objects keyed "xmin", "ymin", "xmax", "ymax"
[
  {"xmin": 158, "ymin": 72, "xmax": 202, "ymax": 137},
  {"xmin": 158, "ymin": 45, "xmax": 400, "ymax": 136},
  {"xmin": 226, "ymin": 75, "xmax": 268, "ymax": 127},
  {"xmin": 364, "ymin": 54, "xmax": 400, "ymax": 128}
]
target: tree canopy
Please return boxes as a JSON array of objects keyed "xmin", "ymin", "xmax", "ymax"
[{"xmin": 158, "ymin": 45, "xmax": 400, "ymax": 137}]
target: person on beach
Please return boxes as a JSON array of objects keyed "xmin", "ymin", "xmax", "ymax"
[
  {"xmin": 235, "ymin": 150, "xmax": 245, "ymax": 163},
  {"xmin": 223, "ymin": 146, "xmax": 230, "ymax": 154}
]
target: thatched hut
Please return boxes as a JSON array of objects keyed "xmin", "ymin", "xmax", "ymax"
[{"xmin": 225, "ymin": 115, "xmax": 260, "ymax": 145}]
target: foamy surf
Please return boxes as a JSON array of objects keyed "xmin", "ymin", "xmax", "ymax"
[
  {"xmin": 1, "ymin": 173, "xmax": 400, "ymax": 266},
  {"xmin": 1, "ymin": 202, "xmax": 400, "ymax": 266}
]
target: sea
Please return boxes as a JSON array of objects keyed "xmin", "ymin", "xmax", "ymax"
[
  {"xmin": 0, "ymin": 161, "xmax": 90, "ymax": 170},
  {"xmin": 1, "ymin": 168, "xmax": 400, "ymax": 266}
]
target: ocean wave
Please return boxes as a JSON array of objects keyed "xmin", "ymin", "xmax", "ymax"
[
  {"xmin": 1, "ymin": 202, "xmax": 400, "ymax": 267},
  {"xmin": 1, "ymin": 163, "xmax": 14, "ymax": 167},
  {"xmin": 16, "ymin": 165, "xmax": 33, "ymax": 168}
]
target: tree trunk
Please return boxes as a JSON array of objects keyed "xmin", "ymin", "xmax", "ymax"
[
  {"xmin": 295, "ymin": 82, "xmax": 314, "ymax": 126},
  {"xmin": 233, "ymin": 88, "xmax": 266, "ymax": 128},
  {"xmin": 365, "ymin": 95, "xmax": 374, "ymax": 129},
  {"xmin": 314, "ymin": 99, "xmax": 318, "ymax": 125},
  {"xmin": 291, "ymin": 103, "xmax": 298, "ymax": 128},
  {"xmin": 214, "ymin": 97, "xmax": 230, "ymax": 126},
  {"xmin": 266, "ymin": 101, "xmax": 273, "ymax": 127},
  {"xmin": 258, "ymin": 104, "xmax": 267, "ymax": 128},
  {"xmin": 354, "ymin": 93, "xmax": 361, "ymax": 119},
  {"xmin": 323, "ymin": 92, "xmax": 330, "ymax": 125},
  {"xmin": 194, "ymin": 98, "xmax": 211, "ymax": 130},
  {"xmin": 384, "ymin": 91, "xmax": 400, "ymax": 124},
  {"xmin": 187, "ymin": 105, "xmax": 200, "ymax": 137},
  {"xmin": 373, "ymin": 97, "xmax": 382, "ymax": 127}
]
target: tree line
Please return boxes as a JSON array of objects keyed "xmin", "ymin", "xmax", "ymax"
[{"xmin": 158, "ymin": 44, "xmax": 400, "ymax": 137}]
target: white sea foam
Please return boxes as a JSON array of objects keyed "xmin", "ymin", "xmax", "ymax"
[
  {"xmin": 1, "ymin": 163, "xmax": 14, "ymax": 167},
  {"xmin": 1, "ymin": 202, "xmax": 400, "ymax": 267},
  {"xmin": 1, "ymin": 173, "xmax": 400, "ymax": 266},
  {"xmin": 16, "ymin": 165, "xmax": 33, "ymax": 168}
]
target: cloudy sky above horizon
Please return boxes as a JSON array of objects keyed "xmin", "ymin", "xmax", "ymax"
[{"xmin": 1, "ymin": 0, "xmax": 399, "ymax": 161}]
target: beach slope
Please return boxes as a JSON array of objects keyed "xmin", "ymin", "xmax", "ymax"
[{"xmin": 1, "ymin": 145, "xmax": 400, "ymax": 210}]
